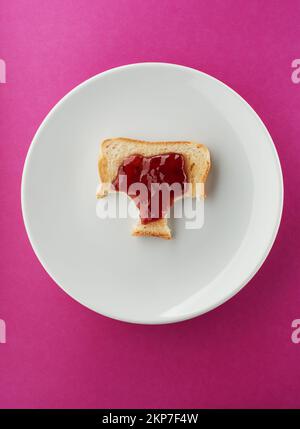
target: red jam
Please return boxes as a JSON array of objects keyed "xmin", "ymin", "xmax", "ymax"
[{"xmin": 112, "ymin": 153, "xmax": 187, "ymax": 224}]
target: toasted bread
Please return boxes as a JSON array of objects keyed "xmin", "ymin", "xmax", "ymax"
[{"xmin": 97, "ymin": 137, "xmax": 210, "ymax": 239}]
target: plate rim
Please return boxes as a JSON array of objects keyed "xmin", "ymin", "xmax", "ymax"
[{"xmin": 21, "ymin": 62, "xmax": 284, "ymax": 324}]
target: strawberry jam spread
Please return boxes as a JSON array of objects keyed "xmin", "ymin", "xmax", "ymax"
[{"xmin": 112, "ymin": 153, "xmax": 187, "ymax": 224}]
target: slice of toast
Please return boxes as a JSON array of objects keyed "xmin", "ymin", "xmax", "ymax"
[{"xmin": 97, "ymin": 137, "xmax": 211, "ymax": 239}]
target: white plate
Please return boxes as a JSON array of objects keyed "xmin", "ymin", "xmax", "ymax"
[{"xmin": 21, "ymin": 63, "xmax": 283, "ymax": 324}]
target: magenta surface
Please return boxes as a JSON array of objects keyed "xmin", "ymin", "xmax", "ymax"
[{"xmin": 0, "ymin": 0, "xmax": 300, "ymax": 408}]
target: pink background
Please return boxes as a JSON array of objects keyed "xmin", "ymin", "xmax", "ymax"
[{"xmin": 0, "ymin": 0, "xmax": 300, "ymax": 409}]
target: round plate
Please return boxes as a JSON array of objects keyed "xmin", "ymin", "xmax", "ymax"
[{"xmin": 21, "ymin": 63, "xmax": 283, "ymax": 324}]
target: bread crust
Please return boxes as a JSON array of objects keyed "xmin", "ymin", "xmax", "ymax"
[{"xmin": 132, "ymin": 219, "xmax": 171, "ymax": 240}]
